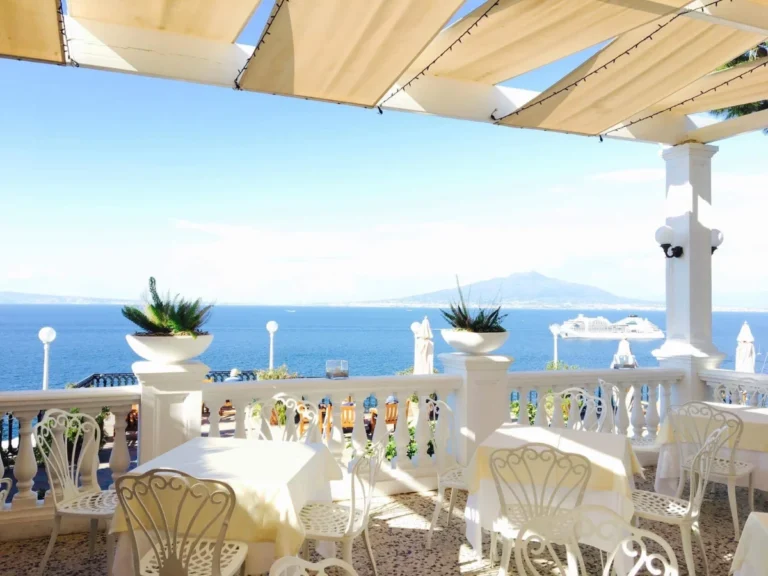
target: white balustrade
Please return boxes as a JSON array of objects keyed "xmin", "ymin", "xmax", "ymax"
[
  {"xmin": 506, "ymin": 369, "xmax": 684, "ymax": 445},
  {"xmin": 201, "ymin": 374, "xmax": 462, "ymax": 474},
  {"xmin": 0, "ymin": 386, "xmax": 141, "ymax": 524},
  {"xmin": 700, "ymin": 369, "xmax": 768, "ymax": 406}
]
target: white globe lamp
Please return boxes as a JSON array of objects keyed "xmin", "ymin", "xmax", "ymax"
[
  {"xmin": 266, "ymin": 321, "xmax": 279, "ymax": 370},
  {"xmin": 38, "ymin": 327, "xmax": 57, "ymax": 390}
]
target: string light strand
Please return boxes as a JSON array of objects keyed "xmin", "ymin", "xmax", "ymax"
[
  {"xmin": 56, "ymin": 0, "xmax": 79, "ymax": 67},
  {"xmin": 600, "ymin": 56, "xmax": 768, "ymax": 137},
  {"xmin": 491, "ymin": 0, "xmax": 731, "ymax": 123},
  {"xmin": 234, "ymin": 0, "xmax": 289, "ymax": 90},
  {"xmin": 378, "ymin": 0, "xmax": 501, "ymax": 108}
]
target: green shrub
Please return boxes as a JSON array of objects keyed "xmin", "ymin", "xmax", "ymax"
[
  {"xmin": 440, "ymin": 276, "xmax": 506, "ymax": 333},
  {"xmin": 255, "ymin": 365, "xmax": 299, "ymax": 380},
  {"xmin": 121, "ymin": 277, "xmax": 212, "ymax": 336}
]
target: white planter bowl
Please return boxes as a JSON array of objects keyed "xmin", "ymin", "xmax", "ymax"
[
  {"xmin": 126, "ymin": 334, "xmax": 213, "ymax": 364},
  {"xmin": 440, "ymin": 330, "xmax": 508, "ymax": 355}
]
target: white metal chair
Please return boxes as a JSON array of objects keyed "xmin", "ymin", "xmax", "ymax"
[
  {"xmin": 426, "ymin": 398, "xmax": 468, "ymax": 549},
  {"xmin": 560, "ymin": 386, "xmax": 615, "ymax": 433},
  {"xmin": 250, "ymin": 394, "xmax": 322, "ymax": 443},
  {"xmin": 514, "ymin": 505, "xmax": 679, "ymax": 576},
  {"xmin": 115, "ymin": 468, "xmax": 248, "ymax": 576},
  {"xmin": 631, "ymin": 425, "xmax": 728, "ymax": 576},
  {"xmin": 670, "ymin": 401, "xmax": 754, "ymax": 539},
  {"xmin": 0, "ymin": 476, "xmax": 10, "ymax": 507},
  {"xmin": 35, "ymin": 408, "xmax": 118, "ymax": 575},
  {"xmin": 298, "ymin": 441, "xmax": 385, "ymax": 576},
  {"xmin": 488, "ymin": 443, "xmax": 592, "ymax": 576},
  {"xmin": 269, "ymin": 556, "xmax": 359, "ymax": 575}
]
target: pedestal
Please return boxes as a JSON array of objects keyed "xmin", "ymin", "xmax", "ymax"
[
  {"xmin": 439, "ymin": 353, "xmax": 514, "ymax": 466},
  {"xmin": 134, "ymin": 360, "xmax": 209, "ymax": 464}
]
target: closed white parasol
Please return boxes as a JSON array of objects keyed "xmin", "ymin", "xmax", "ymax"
[
  {"xmin": 414, "ymin": 316, "xmax": 434, "ymax": 375},
  {"xmin": 736, "ymin": 321, "xmax": 756, "ymax": 373}
]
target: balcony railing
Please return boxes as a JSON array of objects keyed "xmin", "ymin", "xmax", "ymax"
[
  {"xmin": 74, "ymin": 369, "xmax": 260, "ymax": 388},
  {"xmin": 700, "ymin": 368, "xmax": 768, "ymax": 405}
]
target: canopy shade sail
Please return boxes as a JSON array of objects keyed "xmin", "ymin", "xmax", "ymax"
[
  {"xmin": 67, "ymin": 0, "xmax": 261, "ymax": 42},
  {"xmin": 237, "ymin": 0, "xmax": 464, "ymax": 106},
  {"xmin": 499, "ymin": 12, "xmax": 765, "ymax": 136},
  {"xmin": 404, "ymin": 0, "xmax": 691, "ymax": 86},
  {"xmin": 4, "ymin": 0, "xmax": 768, "ymax": 145},
  {"xmin": 0, "ymin": 0, "xmax": 64, "ymax": 63}
]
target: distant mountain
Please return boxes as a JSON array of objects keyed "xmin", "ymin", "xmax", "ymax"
[
  {"xmin": 363, "ymin": 272, "xmax": 661, "ymax": 309},
  {"xmin": 0, "ymin": 291, "xmax": 133, "ymax": 305}
]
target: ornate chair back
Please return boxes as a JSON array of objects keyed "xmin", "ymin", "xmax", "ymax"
[
  {"xmin": 251, "ymin": 395, "xmax": 321, "ymax": 444},
  {"xmin": 269, "ymin": 557, "xmax": 359, "ymax": 575},
  {"xmin": 669, "ymin": 402, "xmax": 742, "ymax": 476},
  {"xmin": 34, "ymin": 408, "xmax": 101, "ymax": 507},
  {"xmin": 0, "ymin": 477, "xmax": 11, "ymax": 506},
  {"xmin": 687, "ymin": 425, "xmax": 729, "ymax": 520},
  {"xmin": 346, "ymin": 441, "xmax": 386, "ymax": 537},
  {"xmin": 115, "ymin": 468, "xmax": 237, "ymax": 576},
  {"xmin": 489, "ymin": 443, "xmax": 591, "ymax": 527},
  {"xmin": 560, "ymin": 387, "xmax": 615, "ymax": 433},
  {"xmin": 424, "ymin": 398, "xmax": 458, "ymax": 473}
]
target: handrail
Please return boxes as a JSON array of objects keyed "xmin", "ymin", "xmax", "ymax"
[
  {"xmin": 74, "ymin": 369, "xmax": 260, "ymax": 388},
  {"xmin": 699, "ymin": 368, "xmax": 768, "ymax": 387},
  {"xmin": 507, "ymin": 368, "xmax": 684, "ymax": 388},
  {"xmin": 0, "ymin": 386, "xmax": 141, "ymax": 413}
]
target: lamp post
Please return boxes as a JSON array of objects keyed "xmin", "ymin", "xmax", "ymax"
[
  {"xmin": 266, "ymin": 321, "xmax": 278, "ymax": 370},
  {"xmin": 38, "ymin": 327, "xmax": 57, "ymax": 390},
  {"xmin": 548, "ymin": 324, "xmax": 560, "ymax": 365}
]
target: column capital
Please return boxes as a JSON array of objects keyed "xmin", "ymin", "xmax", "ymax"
[
  {"xmin": 661, "ymin": 142, "xmax": 718, "ymax": 161},
  {"xmin": 132, "ymin": 360, "xmax": 209, "ymax": 392},
  {"xmin": 438, "ymin": 353, "xmax": 514, "ymax": 375}
]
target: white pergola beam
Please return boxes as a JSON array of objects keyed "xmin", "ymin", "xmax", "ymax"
[
  {"xmin": 684, "ymin": 108, "xmax": 768, "ymax": 142},
  {"xmin": 65, "ymin": 16, "xmax": 251, "ymax": 88}
]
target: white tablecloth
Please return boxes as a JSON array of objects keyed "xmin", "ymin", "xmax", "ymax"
[
  {"xmin": 112, "ymin": 437, "xmax": 342, "ymax": 575},
  {"xmin": 731, "ymin": 512, "xmax": 768, "ymax": 575},
  {"xmin": 655, "ymin": 403, "xmax": 768, "ymax": 495},
  {"xmin": 466, "ymin": 424, "xmax": 642, "ymax": 555}
]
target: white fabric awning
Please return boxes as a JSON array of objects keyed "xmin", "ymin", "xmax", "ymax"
[{"xmin": 0, "ymin": 0, "xmax": 63, "ymax": 63}]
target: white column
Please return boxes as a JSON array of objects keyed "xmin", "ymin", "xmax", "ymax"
[
  {"xmin": 135, "ymin": 360, "xmax": 209, "ymax": 464},
  {"xmin": 654, "ymin": 143, "xmax": 725, "ymax": 404},
  {"xmin": 439, "ymin": 353, "xmax": 514, "ymax": 466}
]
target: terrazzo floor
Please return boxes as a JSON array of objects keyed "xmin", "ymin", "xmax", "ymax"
[{"xmin": 0, "ymin": 467, "xmax": 756, "ymax": 575}]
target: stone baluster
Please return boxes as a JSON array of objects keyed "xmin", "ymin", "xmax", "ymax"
[
  {"xmin": 78, "ymin": 408, "xmax": 101, "ymax": 492},
  {"xmin": 659, "ymin": 381, "xmax": 672, "ymax": 424},
  {"xmin": 630, "ymin": 383, "xmax": 645, "ymax": 439},
  {"xmin": 748, "ymin": 388, "xmax": 760, "ymax": 407},
  {"xmin": 520, "ymin": 389, "xmax": 532, "ymax": 426},
  {"xmin": 645, "ymin": 384, "xmax": 660, "ymax": 441},
  {"xmin": 12, "ymin": 411, "xmax": 41, "ymax": 508},
  {"xmin": 109, "ymin": 404, "xmax": 133, "ymax": 488},
  {"xmin": 371, "ymin": 393, "xmax": 389, "ymax": 446},
  {"xmin": 233, "ymin": 397, "xmax": 248, "ymax": 440},
  {"xmin": 328, "ymin": 395, "xmax": 345, "ymax": 461},
  {"xmin": 207, "ymin": 393, "xmax": 222, "ymax": 438},
  {"xmin": 304, "ymin": 392, "xmax": 325, "ymax": 445},
  {"xmin": 414, "ymin": 393, "xmax": 431, "ymax": 467},
  {"xmin": 394, "ymin": 392, "xmax": 412, "ymax": 468},
  {"xmin": 351, "ymin": 395, "xmax": 368, "ymax": 456},
  {"xmin": 595, "ymin": 381, "xmax": 609, "ymax": 433},
  {"xmin": 534, "ymin": 388, "xmax": 548, "ymax": 427},
  {"xmin": 567, "ymin": 391, "xmax": 580, "ymax": 430},
  {"xmin": 551, "ymin": 391, "xmax": 565, "ymax": 429},
  {"xmin": 615, "ymin": 384, "xmax": 630, "ymax": 437}
]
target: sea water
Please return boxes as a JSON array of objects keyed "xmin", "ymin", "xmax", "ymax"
[{"xmin": 2, "ymin": 305, "xmax": 767, "ymax": 392}]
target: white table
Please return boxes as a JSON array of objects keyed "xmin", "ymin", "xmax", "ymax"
[
  {"xmin": 112, "ymin": 437, "xmax": 342, "ymax": 575},
  {"xmin": 466, "ymin": 424, "xmax": 642, "ymax": 560},
  {"xmin": 731, "ymin": 512, "xmax": 768, "ymax": 575},
  {"xmin": 655, "ymin": 402, "xmax": 768, "ymax": 495}
]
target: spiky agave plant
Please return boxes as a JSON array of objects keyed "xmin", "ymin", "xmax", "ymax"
[
  {"xmin": 440, "ymin": 276, "xmax": 507, "ymax": 333},
  {"xmin": 121, "ymin": 277, "xmax": 213, "ymax": 337}
]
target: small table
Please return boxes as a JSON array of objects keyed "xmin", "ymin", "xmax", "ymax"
[
  {"xmin": 466, "ymin": 424, "xmax": 642, "ymax": 559},
  {"xmin": 731, "ymin": 512, "xmax": 768, "ymax": 575},
  {"xmin": 112, "ymin": 437, "xmax": 342, "ymax": 575},
  {"xmin": 655, "ymin": 402, "xmax": 768, "ymax": 495}
]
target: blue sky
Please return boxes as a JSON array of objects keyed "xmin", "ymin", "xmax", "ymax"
[{"xmin": 1, "ymin": 4, "xmax": 766, "ymax": 306}]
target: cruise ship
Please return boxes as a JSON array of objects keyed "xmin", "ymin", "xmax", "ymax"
[{"xmin": 558, "ymin": 314, "xmax": 664, "ymax": 340}]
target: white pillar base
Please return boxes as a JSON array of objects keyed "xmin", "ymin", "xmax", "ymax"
[
  {"xmin": 653, "ymin": 347, "xmax": 724, "ymax": 404},
  {"xmin": 439, "ymin": 353, "xmax": 514, "ymax": 466},
  {"xmin": 134, "ymin": 360, "xmax": 209, "ymax": 464}
]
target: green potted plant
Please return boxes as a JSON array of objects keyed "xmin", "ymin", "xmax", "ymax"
[
  {"xmin": 439, "ymin": 277, "xmax": 508, "ymax": 354},
  {"xmin": 122, "ymin": 277, "xmax": 214, "ymax": 363}
]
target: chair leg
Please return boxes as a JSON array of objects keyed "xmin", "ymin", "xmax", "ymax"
[
  {"xmin": 680, "ymin": 525, "xmax": 696, "ymax": 576},
  {"xmin": 88, "ymin": 518, "xmax": 98, "ymax": 558},
  {"xmin": 363, "ymin": 527, "xmax": 378, "ymax": 576},
  {"xmin": 498, "ymin": 538, "xmax": 512, "ymax": 576},
  {"xmin": 39, "ymin": 514, "xmax": 62, "ymax": 575},
  {"xmin": 692, "ymin": 523, "xmax": 709, "ymax": 576},
  {"xmin": 447, "ymin": 488, "xmax": 458, "ymax": 525},
  {"xmin": 727, "ymin": 477, "xmax": 741, "ymax": 540},
  {"xmin": 427, "ymin": 485, "xmax": 445, "ymax": 549},
  {"xmin": 341, "ymin": 538, "xmax": 354, "ymax": 565},
  {"xmin": 106, "ymin": 530, "xmax": 115, "ymax": 576},
  {"xmin": 490, "ymin": 531, "xmax": 498, "ymax": 566},
  {"xmin": 748, "ymin": 472, "xmax": 755, "ymax": 511}
]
